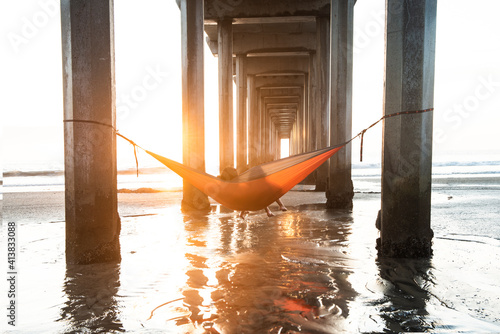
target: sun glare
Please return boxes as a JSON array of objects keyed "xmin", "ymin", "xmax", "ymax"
[{"xmin": 280, "ymin": 138, "xmax": 290, "ymax": 159}]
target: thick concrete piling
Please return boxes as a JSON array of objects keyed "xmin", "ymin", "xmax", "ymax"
[
  {"xmin": 247, "ymin": 74, "xmax": 261, "ymax": 167},
  {"xmin": 326, "ymin": 0, "xmax": 355, "ymax": 209},
  {"xmin": 61, "ymin": 0, "xmax": 120, "ymax": 264},
  {"xmin": 180, "ymin": 0, "xmax": 210, "ymax": 211},
  {"xmin": 315, "ymin": 16, "xmax": 330, "ymax": 191},
  {"xmin": 236, "ymin": 54, "xmax": 248, "ymax": 172},
  {"xmin": 218, "ymin": 19, "xmax": 234, "ymax": 173},
  {"xmin": 379, "ymin": 0, "xmax": 437, "ymax": 258},
  {"xmin": 308, "ymin": 52, "xmax": 317, "ymax": 153}
]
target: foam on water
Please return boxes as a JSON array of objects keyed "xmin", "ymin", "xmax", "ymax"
[{"xmin": 3, "ymin": 159, "xmax": 500, "ymax": 194}]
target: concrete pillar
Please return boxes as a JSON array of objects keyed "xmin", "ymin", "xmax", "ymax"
[
  {"xmin": 236, "ymin": 54, "xmax": 247, "ymax": 172},
  {"xmin": 270, "ymin": 109, "xmax": 276, "ymax": 161},
  {"xmin": 379, "ymin": 0, "xmax": 436, "ymax": 258},
  {"xmin": 277, "ymin": 137, "xmax": 282, "ymax": 160},
  {"xmin": 265, "ymin": 105, "xmax": 272, "ymax": 162},
  {"xmin": 61, "ymin": 0, "xmax": 120, "ymax": 264},
  {"xmin": 315, "ymin": 16, "xmax": 330, "ymax": 191},
  {"xmin": 218, "ymin": 19, "xmax": 234, "ymax": 173},
  {"xmin": 309, "ymin": 53, "xmax": 318, "ymax": 152},
  {"xmin": 302, "ymin": 74, "xmax": 309, "ymax": 152},
  {"xmin": 276, "ymin": 128, "xmax": 281, "ymax": 160},
  {"xmin": 180, "ymin": 0, "xmax": 210, "ymax": 211},
  {"xmin": 293, "ymin": 105, "xmax": 299, "ymax": 154},
  {"xmin": 327, "ymin": 0, "xmax": 354, "ymax": 209},
  {"xmin": 257, "ymin": 88, "xmax": 266, "ymax": 164},
  {"xmin": 275, "ymin": 125, "xmax": 280, "ymax": 160},
  {"xmin": 306, "ymin": 55, "xmax": 318, "ymax": 185},
  {"xmin": 288, "ymin": 88, "xmax": 305, "ymax": 155},
  {"xmin": 291, "ymin": 123, "xmax": 298, "ymax": 155},
  {"xmin": 270, "ymin": 122, "xmax": 276, "ymax": 160},
  {"xmin": 247, "ymin": 75, "xmax": 260, "ymax": 167},
  {"xmin": 261, "ymin": 98, "xmax": 270, "ymax": 162}
]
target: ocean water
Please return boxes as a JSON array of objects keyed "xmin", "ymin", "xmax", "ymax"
[
  {"xmin": 2, "ymin": 158, "xmax": 500, "ymax": 333},
  {"xmin": 3, "ymin": 158, "xmax": 500, "ymax": 194}
]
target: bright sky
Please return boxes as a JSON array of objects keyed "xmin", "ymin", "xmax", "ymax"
[{"xmin": 1, "ymin": 0, "xmax": 499, "ymax": 172}]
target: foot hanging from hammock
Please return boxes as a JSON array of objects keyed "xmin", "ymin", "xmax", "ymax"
[
  {"xmin": 221, "ymin": 167, "xmax": 287, "ymax": 218},
  {"xmin": 266, "ymin": 199, "xmax": 288, "ymax": 217}
]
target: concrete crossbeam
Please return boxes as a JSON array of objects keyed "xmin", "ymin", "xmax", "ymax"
[{"xmin": 204, "ymin": 0, "xmax": 330, "ymax": 20}]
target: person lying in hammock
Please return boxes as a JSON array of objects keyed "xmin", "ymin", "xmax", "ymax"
[{"xmin": 220, "ymin": 166, "xmax": 287, "ymax": 218}]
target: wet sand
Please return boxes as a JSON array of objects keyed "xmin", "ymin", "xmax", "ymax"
[{"xmin": 2, "ymin": 176, "xmax": 500, "ymax": 333}]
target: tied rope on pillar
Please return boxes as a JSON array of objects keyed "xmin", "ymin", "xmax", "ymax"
[
  {"xmin": 348, "ymin": 108, "xmax": 434, "ymax": 162},
  {"xmin": 63, "ymin": 119, "xmax": 141, "ymax": 177},
  {"xmin": 65, "ymin": 107, "xmax": 433, "ymax": 211}
]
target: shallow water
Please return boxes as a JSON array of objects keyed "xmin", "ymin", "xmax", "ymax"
[{"xmin": 3, "ymin": 188, "xmax": 500, "ymax": 333}]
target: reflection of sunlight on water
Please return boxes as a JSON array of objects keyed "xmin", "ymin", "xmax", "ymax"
[
  {"xmin": 12, "ymin": 190, "xmax": 500, "ymax": 332},
  {"xmin": 119, "ymin": 206, "xmax": 190, "ymax": 331},
  {"xmin": 118, "ymin": 172, "xmax": 183, "ymax": 191},
  {"xmin": 279, "ymin": 214, "xmax": 303, "ymax": 238},
  {"xmin": 13, "ymin": 221, "xmax": 67, "ymax": 332}
]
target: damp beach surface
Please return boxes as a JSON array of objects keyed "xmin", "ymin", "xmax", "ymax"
[{"xmin": 2, "ymin": 175, "xmax": 500, "ymax": 333}]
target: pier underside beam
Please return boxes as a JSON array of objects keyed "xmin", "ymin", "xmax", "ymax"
[{"xmin": 379, "ymin": 0, "xmax": 437, "ymax": 258}]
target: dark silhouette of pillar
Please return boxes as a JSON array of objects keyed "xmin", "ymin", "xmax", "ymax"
[
  {"xmin": 379, "ymin": 0, "xmax": 437, "ymax": 258},
  {"xmin": 302, "ymin": 74, "xmax": 309, "ymax": 153},
  {"xmin": 247, "ymin": 75, "xmax": 260, "ymax": 167},
  {"xmin": 218, "ymin": 19, "xmax": 234, "ymax": 173},
  {"xmin": 61, "ymin": 0, "xmax": 120, "ymax": 264},
  {"xmin": 236, "ymin": 54, "xmax": 247, "ymax": 172},
  {"xmin": 296, "ymin": 98, "xmax": 303, "ymax": 154},
  {"xmin": 315, "ymin": 16, "xmax": 330, "ymax": 191},
  {"xmin": 180, "ymin": 0, "xmax": 210, "ymax": 211},
  {"xmin": 308, "ymin": 53, "xmax": 318, "ymax": 152},
  {"xmin": 327, "ymin": 0, "xmax": 354, "ymax": 209}
]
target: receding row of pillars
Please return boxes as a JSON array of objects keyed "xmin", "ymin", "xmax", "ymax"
[
  {"xmin": 61, "ymin": 0, "xmax": 436, "ymax": 264},
  {"xmin": 212, "ymin": 3, "xmax": 355, "ymax": 210}
]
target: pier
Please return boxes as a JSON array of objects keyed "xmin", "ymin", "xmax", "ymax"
[{"xmin": 60, "ymin": 0, "xmax": 436, "ymax": 264}]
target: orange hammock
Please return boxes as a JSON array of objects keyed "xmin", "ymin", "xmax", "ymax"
[
  {"xmin": 116, "ymin": 108, "xmax": 432, "ymax": 211},
  {"xmin": 143, "ymin": 145, "xmax": 343, "ymax": 211}
]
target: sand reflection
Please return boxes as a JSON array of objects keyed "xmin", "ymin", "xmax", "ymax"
[
  {"xmin": 59, "ymin": 263, "xmax": 123, "ymax": 333},
  {"xmin": 374, "ymin": 257, "xmax": 434, "ymax": 332},
  {"xmin": 172, "ymin": 207, "xmax": 359, "ymax": 333}
]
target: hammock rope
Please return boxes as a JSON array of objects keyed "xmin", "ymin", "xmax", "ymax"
[
  {"xmin": 345, "ymin": 107, "xmax": 434, "ymax": 162},
  {"xmin": 64, "ymin": 107, "xmax": 433, "ymax": 211}
]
